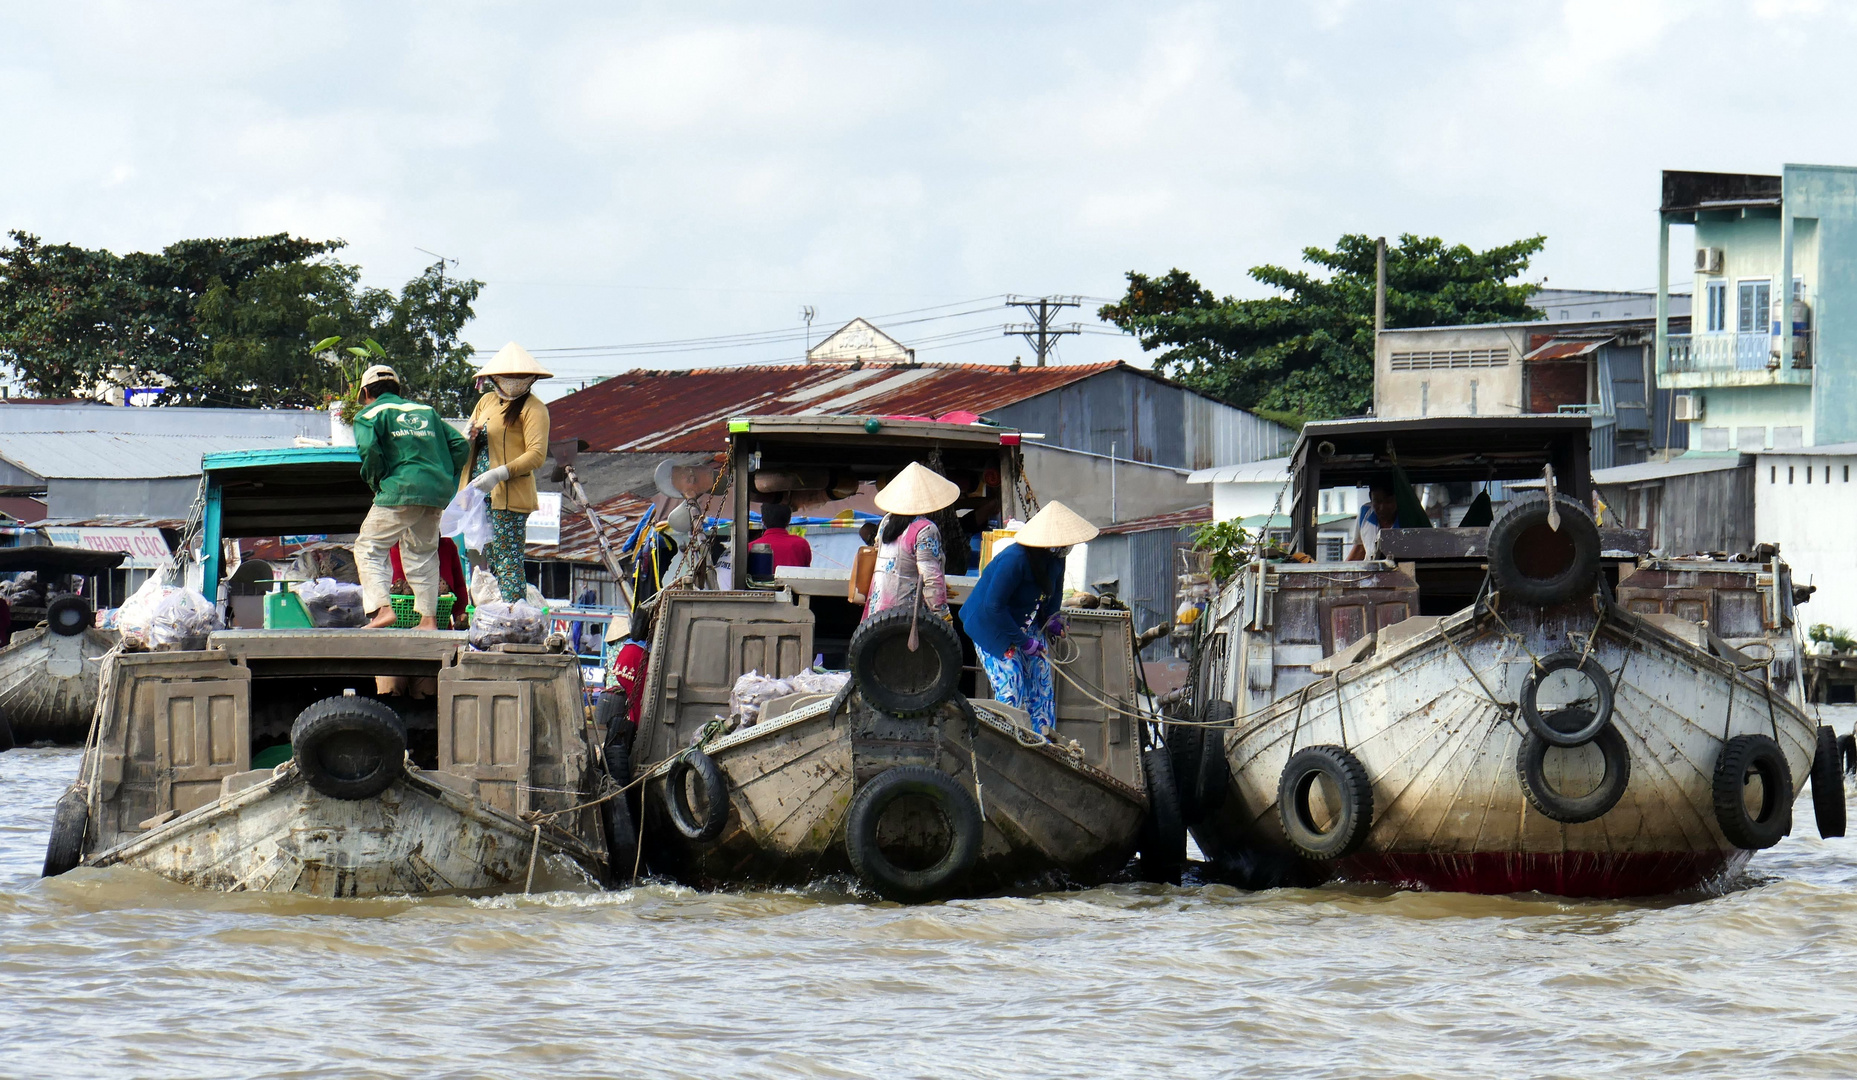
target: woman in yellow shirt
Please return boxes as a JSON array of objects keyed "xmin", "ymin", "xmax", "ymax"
[{"xmin": 464, "ymin": 342, "xmax": 553, "ymax": 602}]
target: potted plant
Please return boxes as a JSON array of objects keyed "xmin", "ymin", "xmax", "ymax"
[{"xmin": 311, "ymin": 335, "xmax": 389, "ymax": 445}]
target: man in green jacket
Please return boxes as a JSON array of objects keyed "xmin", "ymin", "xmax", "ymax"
[{"xmin": 352, "ymin": 364, "xmax": 472, "ymax": 629}]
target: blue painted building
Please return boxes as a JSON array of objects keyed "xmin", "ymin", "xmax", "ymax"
[{"xmin": 1656, "ymin": 165, "xmax": 1857, "ymax": 449}]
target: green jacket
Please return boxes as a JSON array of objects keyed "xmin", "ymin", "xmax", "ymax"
[{"xmin": 354, "ymin": 393, "xmax": 472, "ymax": 508}]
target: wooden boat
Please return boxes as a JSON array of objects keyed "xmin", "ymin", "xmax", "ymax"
[
  {"xmin": 629, "ymin": 590, "xmax": 1149, "ymax": 898},
  {"xmin": 1183, "ymin": 416, "xmax": 1827, "ymax": 898},
  {"xmin": 41, "ymin": 448, "xmax": 613, "ymax": 897},
  {"xmin": 0, "ymin": 545, "xmax": 127, "ymax": 744},
  {"xmin": 613, "ymin": 416, "xmax": 1156, "ymax": 900}
]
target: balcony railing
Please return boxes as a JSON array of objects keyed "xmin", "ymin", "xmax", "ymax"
[{"xmin": 1668, "ymin": 331, "xmax": 1812, "ymax": 373}]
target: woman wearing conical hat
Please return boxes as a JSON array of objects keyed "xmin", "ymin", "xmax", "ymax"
[
  {"xmin": 463, "ymin": 342, "xmax": 553, "ymax": 603},
  {"xmin": 959, "ymin": 501, "xmax": 1099, "ymax": 736},
  {"xmin": 864, "ymin": 462, "xmax": 961, "ymax": 621}
]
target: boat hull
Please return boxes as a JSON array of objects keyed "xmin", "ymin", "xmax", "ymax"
[
  {"xmin": 90, "ymin": 765, "xmax": 604, "ymax": 897},
  {"xmin": 640, "ymin": 694, "xmax": 1147, "ymax": 895},
  {"xmin": 0, "ymin": 627, "xmax": 114, "ymax": 744},
  {"xmin": 1199, "ymin": 607, "xmax": 1815, "ymax": 898}
]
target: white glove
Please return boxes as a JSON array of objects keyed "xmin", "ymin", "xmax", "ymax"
[{"xmin": 470, "ymin": 464, "xmax": 511, "ymax": 493}]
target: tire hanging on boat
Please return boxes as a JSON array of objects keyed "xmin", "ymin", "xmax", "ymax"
[
  {"xmin": 1840, "ymin": 732, "xmax": 1857, "ymax": 777},
  {"xmin": 1811, "ymin": 725, "xmax": 1846, "ymax": 839},
  {"xmin": 844, "ymin": 765, "xmax": 982, "ymax": 901},
  {"xmin": 290, "ymin": 695, "xmax": 406, "ymax": 801},
  {"xmin": 1486, "ymin": 494, "xmax": 1601, "ymax": 607},
  {"xmin": 1165, "ymin": 722, "xmax": 1206, "ymax": 825},
  {"xmin": 1515, "ymin": 720, "xmax": 1631, "ymax": 824},
  {"xmin": 1712, "ymin": 733, "xmax": 1793, "ymax": 850},
  {"xmin": 1519, "ymin": 651, "xmax": 1614, "ymax": 748},
  {"xmin": 42, "ymin": 784, "xmax": 88, "ymax": 877},
  {"xmin": 1195, "ymin": 700, "xmax": 1234, "ymax": 817},
  {"xmin": 597, "ymin": 687, "xmax": 636, "ymax": 782},
  {"xmin": 599, "ymin": 739, "xmax": 639, "ymax": 884},
  {"xmin": 1137, "ymin": 745, "xmax": 1187, "ymax": 882},
  {"xmin": 44, "ymin": 595, "xmax": 93, "ymax": 637},
  {"xmin": 845, "ymin": 605, "xmax": 963, "ymax": 717},
  {"xmin": 1277, "ymin": 744, "xmax": 1374, "ymax": 859},
  {"xmin": 664, "ymin": 748, "xmax": 729, "ymax": 843}
]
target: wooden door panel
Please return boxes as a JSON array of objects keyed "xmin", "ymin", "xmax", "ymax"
[
  {"xmin": 439, "ymin": 678, "xmax": 531, "ymax": 815},
  {"xmin": 153, "ymin": 673, "xmax": 251, "ymax": 817}
]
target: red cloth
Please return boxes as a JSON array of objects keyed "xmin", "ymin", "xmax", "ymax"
[
  {"xmin": 611, "ymin": 641, "xmax": 648, "ymax": 727},
  {"xmin": 390, "ymin": 537, "xmax": 468, "ymax": 598},
  {"xmin": 757, "ymin": 527, "xmax": 812, "ymax": 569}
]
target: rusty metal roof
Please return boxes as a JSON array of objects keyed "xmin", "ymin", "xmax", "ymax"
[
  {"xmin": 528, "ymin": 490, "xmax": 659, "ymax": 565},
  {"xmin": 548, "ymin": 360, "xmax": 1126, "ymax": 453},
  {"xmin": 1097, "ymin": 504, "xmax": 1212, "ymax": 536},
  {"xmin": 1523, "ymin": 338, "xmax": 1608, "ymax": 362}
]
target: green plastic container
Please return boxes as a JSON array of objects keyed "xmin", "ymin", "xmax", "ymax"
[
  {"xmin": 390, "ymin": 594, "xmax": 454, "ymax": 628},
  {"xmin": 263, "ymin": 591, "xmax": 314, "ymax": 629},
  {"xmin": 251, "ymin": 744, "xmax": 293, "ymax": 769}
]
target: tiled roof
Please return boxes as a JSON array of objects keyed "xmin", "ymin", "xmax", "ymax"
[
  {"xmin": 547, "ymin": 359, "xmax": 1126, "ymax": 453},
  {"xmin": 1096, "ymin": 504, "xmax": 1213, "ymax": 535}
]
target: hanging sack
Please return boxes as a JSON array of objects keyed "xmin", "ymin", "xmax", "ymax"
[{"xmin": 440, "ymin": 485, "xmax": 493, "ymax": 552}]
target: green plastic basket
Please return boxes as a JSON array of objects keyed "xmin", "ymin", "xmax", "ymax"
[{"xmin": 389, "ymin": 594, "xmax": 455, "ymax": 628}]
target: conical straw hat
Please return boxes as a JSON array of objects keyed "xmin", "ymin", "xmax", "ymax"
[
  {"xmin": 475, "ymin": 341, "xmax": 554, "ymax": 379},
  {"xmin": 1014, "ymin": 501, "xmax": 1098, "ymax": 548},
  {"xmin": 873, "ymin": 462, "xmax": 960, "ymax": 516}
]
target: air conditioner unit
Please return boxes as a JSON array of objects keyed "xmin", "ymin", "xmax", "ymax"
[
  {"xmin": 1694, "ymin": 247, "xmax": 1725, "ymax": 274},
  {"xmin": 1673, "ymin": 394, "xmax": 1702, "ymax": 422}
]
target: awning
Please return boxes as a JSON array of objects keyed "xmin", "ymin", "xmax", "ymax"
[{"xmin": 1523, "ymin": 338, "xmax": 1608, "ymax": 362}]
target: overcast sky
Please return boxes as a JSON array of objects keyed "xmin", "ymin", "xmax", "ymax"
[{"xmin": 3, "ymin": 1, "xmax": 1851, "ymax": 395}]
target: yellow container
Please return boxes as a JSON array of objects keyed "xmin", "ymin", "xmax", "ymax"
[{"xmin": 979, "ymin": 528, "xmax": 1018, "ymax": 571}]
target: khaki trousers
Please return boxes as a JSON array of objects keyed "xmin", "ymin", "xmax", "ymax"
[{"xmin": 354, "ymin": 503, "xmax": 443, "ymax": 617}]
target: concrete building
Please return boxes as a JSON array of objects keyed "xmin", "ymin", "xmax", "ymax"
[
  {"xmin": 1187, "ymin": 457, "xmax": 1359, "ymax": 559},
  {"xmin": 1655, "ymin": 166, "xmax": 1857, "ymax": 452},
  {"xmin": 1754, "ymin": 445, "xmax": 1857, "ymax": 633},
  {"xmin": 1533, "ymin": 288, "xmax": 1690, "ymax": 323},
  {"xmin": 1374, "ymin": 317, "xmax": 1685, "ymax": 468}
]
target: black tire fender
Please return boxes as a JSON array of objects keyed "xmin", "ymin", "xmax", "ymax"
[
  {"xmin": 1713, "ymin": 733, "xmax": 1794, "ymax": 850},
  {"xmin": 42, "ymin": 785, "xmax": 88, "ymax": 877},
  {"xmin": 598, "ymin": 742, "xmax": 639, "ymax": 885},
  {"xmin": 1519, "ymin": 651, "xmax": 1615, "ymax": 748},
  {"xmin": 1812, "ymin": 724, "xmax": 1846, "ymax": 839},
  {"xmin": 1277, "ymin": 744, "xmax": 1374, "ymax": 859},
  {"xmin": 596, "ymin": 687, "xmax": 636, "ymax": 782},
  {"xmin": 1516, "ymin": 722, "xmax": 1631, "ymax": 824},
  {"xmin": 664, "ymin": 748, "xmax": 729, "ymax": 844},
  {"xmin": 1487, "ymin": 494, "xmax": 1602, "ymax": 606},
  {"xmin": 290, "ymin": 695, "xmax": 407, "ymax": 801},
  {"xmin": 1196, "ymin": 700, "xmax": 1235, "ymax": 816},
  {"xmin": 45, "ymin": 595, "xmax": 93, "ymax": 638},
  {"xmin": 1839, "ymin": 732, "xmax": 1857, "ymax": 777},
  {"xmin": 844, "ymin": 765, "xmax": 982, "ymax": 901},
  {"xmin": 1137, "ymin": 745, "xmax": 1187, "ymax": 882},
  {"xmin": 846, "ymin": 605, "xmax": 963, "ymax": 717},
  {"xmin": 1165, "ymin": 722, "xmax": 1206, "ymax": 826}
]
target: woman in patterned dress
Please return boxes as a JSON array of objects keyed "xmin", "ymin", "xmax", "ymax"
[
  {"xmin": 464, "ymin": 342, "xmax": 553, "ymax": 603},
  {"xmin": 864, "ymin": 462, "xmax": 961, "ymax": 622}
]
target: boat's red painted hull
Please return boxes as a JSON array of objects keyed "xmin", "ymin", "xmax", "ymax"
[{"xmin": 1339, "ymin": 849, "xmax": 1753, "ymax": 898}]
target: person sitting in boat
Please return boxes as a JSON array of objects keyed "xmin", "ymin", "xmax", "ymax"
[
  {"xmin": 352, "ymin": 364, "xmax": 473, "ymax": 630},
  {"xmin": 864, "ymin": 462, "xmax": 960, "ymax": 621},
  {"xmin": 960, "ymin": 502, "xmax": 1099, "ymax": 736},
  {"xmin": 755, "ymin": 501, "xmax": 812, "ymax": 569},
  {"xmin": 1348, "ymin": 478, "xmax": 1403, "ymax": 561}
]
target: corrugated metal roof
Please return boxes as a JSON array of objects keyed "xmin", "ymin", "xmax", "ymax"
[
  {"xmin": 1592, "ymin": 453, "xmax": 1750, "ymax": 485},
  {"xmin": 1755, "ymin": 442, "xmax": 1857, "ymax": 457},
  {"xmin": 528, "ymin": 491, "xmax": 659, "ymax": 565},
  {"xmin": 549, "ymin": 360, "xmax": 1126, "ymax": 453},
  {"xmin": 1523, "ymin": 338, "xmax": 1608, "ymax": 362},
  {"xmin": 0, "ymin": 431, "xmax": 306, "ymax": 480},
  {"xmin": 1098, "ymin": 505, "xmax": 1212, "ymax": 535},
  {"xmin": 1188, "ymin": 456, "xmax": 1291, "ymax": 485}
]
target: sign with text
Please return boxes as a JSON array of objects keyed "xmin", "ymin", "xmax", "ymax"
[
  {"xmin": 525, "ymin": 492, "xmax": 562, "ymax": 546},
  {"xmin": 42, "ymin": 526, "xmax": 171, "ymax": 569}
]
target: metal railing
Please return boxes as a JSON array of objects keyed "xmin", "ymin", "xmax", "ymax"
[{"xmin": 1667, "ymin": 331, "xmax": 1812, "ymax": 373}]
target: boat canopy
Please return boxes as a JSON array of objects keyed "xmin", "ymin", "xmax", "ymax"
[
  {"xmin": 199, "ymin": 446, "xmax": 373, "ymax": 595},
  {"xmin": 1288, "ymin": 415, "xmax": 1594, "ymax": 554},
  {"xmin": 0, "ymin": 545, "xmax": 127, "ymax": 575}
]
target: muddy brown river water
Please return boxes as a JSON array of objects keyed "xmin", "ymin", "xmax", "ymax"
[{"xmin": 5, "ymin": 744, "xmax": 1857, "ymax": 1078}]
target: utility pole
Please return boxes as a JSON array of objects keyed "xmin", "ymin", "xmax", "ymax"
[
  {"xmin": 1373, "ymin": 236, "xmax": 1387, "ymax": 333},
  {"xmin": 800, "ymin": 306, "xmax": 816, "ymax": 362},
  {"xmin": 1004, "ymin": 295, "xmax": 1081, "ymax": 367}
]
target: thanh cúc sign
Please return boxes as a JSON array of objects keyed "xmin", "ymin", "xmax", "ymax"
[{"xmin": 41, "ymin": 527, "xmax": 172, "ymax": 569}]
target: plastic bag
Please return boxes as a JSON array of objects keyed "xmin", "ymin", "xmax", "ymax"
[
  {"xmin": 118, "ymin": 576, "xmax": 221, "ymax": 650},
  {"xmin": 2, "ymin": 571, "xmax": 45, "ymax": 608},
  {"xmin": 440, "ymin": 485, "xmax": 493, "ymax": 553},
  {"xmin": 788, "ymin": 670, "xmax": 850, "ymax": 698},
  {"xmin": 468, "ymin": 600, "xmax": 546, "ymax": 649},
  {"xmin": 469, "ymin": 567, "xmax": 502, "ymax": 607},
  {"xmin": 729, "ymin": 670, "xmax": 794, "ymax": 725},
  {"xmin": 294, "ymin": 577, "xmax": 367, "ymax": 628}
]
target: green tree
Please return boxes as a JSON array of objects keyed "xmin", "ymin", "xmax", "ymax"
[
  {"xmin": 1100, "ymin": 233, "xmax": 1545, "ymax": 423},
  {"xmin": 0, "ymin": 231, "xmax": 482, "ymax": 412}
]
